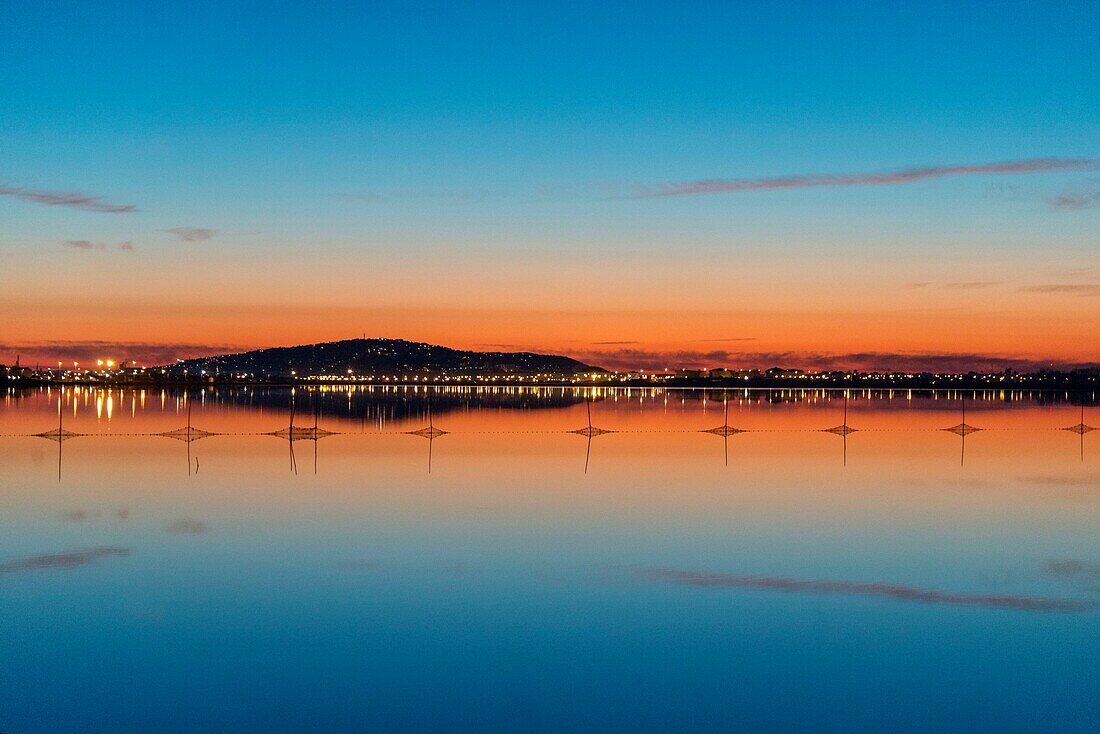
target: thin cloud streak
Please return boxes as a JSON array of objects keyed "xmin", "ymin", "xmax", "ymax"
[
  {"xmin": 0, "ymin": 184, "xmax": 137, "ymax": 213},
  {"xmin": 642, "ymin": 567, "xmax": 1093, "ymax": 613},
  {"xmin": 1017, "ymin": 474, "xmax": 1100, "ymax": 487},
  {"xmin": 163, "ymin": 227, "xmax": 216, "ymax": 242},
  {"xmin": 1048, "ymin": 190, "xmax": 1100, "ymax": 211},
  {"xmin": 61, "ymin": 240, "xmax": 135, "ymax": 252},
  {"xmin": 1019, "ymin": 284, "xmax": 1100, "ymax": 297},
  {"xmin": 166, "ymin": 519, "xmax": 208, "ymax": 534},
  {"xmin": 1045, "ymin": 559, "xmax": 1100, "ymax": 580},
  {"xmin": 691, "ymin": 337, "xmax": 758, "ymax": 343},
  {"xmin": 633, "ymin": 157, "xmax": 1097, "ymax": 198},
  {"xmin": 0, "ymin": 547, "xmax": 131, "ymax": 574},
  {"xmin": 944, "ymin": 281, "xmax": 1001, "ymax": 290}
]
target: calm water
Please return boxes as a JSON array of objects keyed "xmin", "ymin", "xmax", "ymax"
[{"xmin": 2, "ymin": 386, "xmax": 1098, "ymax": 732}]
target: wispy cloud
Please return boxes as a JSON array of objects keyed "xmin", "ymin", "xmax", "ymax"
[
  {"xmin": 691, "ymin": 337, "xmax": 758, "ymax": 343},
  {"xmin": 944, "ymin": 281, "xmax": 1002, "ymax": 290},
  {"xmin": 591, "ymin": 340, "xmax": 640, "ymax": 345},
  {"xmin": 341, "ymin": 188, "xmax": 489, "ymax": 204},
  {"xmin": 63, "ymin": 240, "xmax": 102, "ymax": 250},
  {"xmin": 1048, "ymin": 190, "xmax": 1100, "ymax": 211},
  {"xmin": 0, "ymin": 547, "xmax": 131, "ymax": 574},
  {"xmin": 1045, "ymin": 559, "xmax": 1100, "ymax": 581},
  {"xmin": 0, "ymin": 184, "xmax": 136, "ymax": 213},
  {"xmin": 1019, "ymin": 284, "xmax": 1100, "ymax": 297},
  {"xmin": 1017, "ymin": 474, "xmax": 1100, "ymax": 487},
  {"xmin": 166, "ymin": 519, "xmax": 207, "ymax": 534},
  {"xmin": 641, "ymin": 567, "xmax": 1092, "ymax": 613},
  {"xmin": 61, "ymin": 240, "xmax": 135, "ymax": 252},
  {"xmin": 906, "ymin": 281, "xmax": 1001, "ymax": 291},
  {"xmin": 163, "ymin": 227, "xmax": 216, "ymax": 242},
  {"xmin": 58, "ymin": 508, "xmax": 130, "ymax": 522},
  {"xmin": 631, "ymin": 157, "xmax": 1097, "ymax": 198}
]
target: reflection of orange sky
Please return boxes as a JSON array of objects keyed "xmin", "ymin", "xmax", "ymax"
[
  {"xmin": 1, "ymin": 418, "xmax": 1096, "ymax": 537},
  {"xmin": 3, "ymin": 389, "xmax": 1095, "ymax": 512}
]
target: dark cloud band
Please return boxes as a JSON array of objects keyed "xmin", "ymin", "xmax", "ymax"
[
  {"xmin": 634, "ymin": 157, "xmax": 1097, "ymax": 198},
  {"xmin": 0, "ymin": 184, "xmax": 136, "ymax": 213},
  {"xmin": 163, "ymin": 227, "xmax": 216, "ymax": 242},
  {"xmin": 642, "ymin": 567, "xmax": 1093, "ymax": 613},
  {"xmin": 0, "ymin": 547, "xmax": 131, "ymax": 574}
]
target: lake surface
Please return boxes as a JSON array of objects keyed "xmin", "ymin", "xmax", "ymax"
[{"xmin": 2, "ymin": 385, "xmax": 1098, "ymax": 732}]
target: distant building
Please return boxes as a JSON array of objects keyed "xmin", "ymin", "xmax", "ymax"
[
  {"xmin": 764, "ymin": 367, "xmax": 804, "ymax": 378},
  {"xmin": 1, "ymin": 363, "xmax": 34, "ymax": 381}
]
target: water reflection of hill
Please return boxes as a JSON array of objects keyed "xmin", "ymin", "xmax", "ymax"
[{"xmin": 179, "ymin": 386, "xmax": 596, "ymax": 423}]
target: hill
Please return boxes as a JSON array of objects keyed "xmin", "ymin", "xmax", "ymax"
[{"xmin": 166, "ymin": 338, "xmax": 602, "ymax": 379}]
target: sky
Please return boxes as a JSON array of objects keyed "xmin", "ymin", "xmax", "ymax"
[{"xmin": 1, "ymin": 0, "xmax": 1098, "ymax": 371}]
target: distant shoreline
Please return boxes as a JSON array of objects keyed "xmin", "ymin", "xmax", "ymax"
[{"xmin": 8, "ymin": 373, "xmax": 1099, "ymax": 392}]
